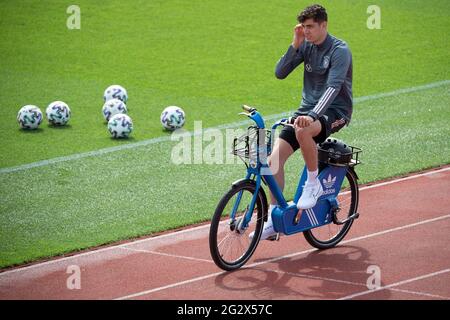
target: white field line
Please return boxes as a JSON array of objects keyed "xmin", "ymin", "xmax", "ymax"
[
  {"xmin": 0, "ymin": 166, "xmax": 449, "ymax": 277},
  {"xmin": 114, "ymin": 213, "xmax": 450, "ymax": 300},
  {"xmin": 337, "ymin": 268, "xmax": 450, "ymax": 300},
  {"xmin": 1, "ymin": 80, "xmax": 449, "ymax": 175}
]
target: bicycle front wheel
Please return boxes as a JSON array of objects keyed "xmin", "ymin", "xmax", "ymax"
[
  {"xmin": 209, "ymin": 180, "xmax": 266, "ymax": 271},
  {"xmin": 303, "ymin": 169, "xmax": 359, "ymax": 249}
]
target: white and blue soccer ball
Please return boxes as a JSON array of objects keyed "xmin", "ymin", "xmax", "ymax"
[
  {"xmin": 160, "ymin": 106, "xmax": 185, "ymax": 131},
  {"xmin": 17, "ymin": 105, "xmax": 43, "ymax": 129},
  {"xmin": 103, "ymin": 85, "xmax": 128, "ymax": 103},
  {"xmin": 102, "ymin": 98, "xmax": 128, "ymax": 122},
  {"xmin": 46, "ymin": 101, "xmax": 71, "ymax": 126},
  {"xmin": 108, "ymin": 114, "xmax": 133, "ymax": 138}
]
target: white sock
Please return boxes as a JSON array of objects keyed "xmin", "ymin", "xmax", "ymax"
[{"xmin": 307, "ymin": 169, "xmax": 318, "ymax": 185}]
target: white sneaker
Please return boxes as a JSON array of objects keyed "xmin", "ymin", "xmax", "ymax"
[
  {"xmin": 297, "ymin": 180, "xmax": 323, "ymax": 209},
  {"xmin": 249, "ymin": 214, "xmax": 278, "ymax": 241}
]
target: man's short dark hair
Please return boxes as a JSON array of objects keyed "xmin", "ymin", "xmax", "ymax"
[{"xmin": 298, "ymin": 4, "xmax": 328, "ymax": 23}]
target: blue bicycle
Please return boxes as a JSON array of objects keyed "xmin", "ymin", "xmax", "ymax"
[{"xmin": 209, "ymin": 105, "xmax": 362, "ymax": 271}]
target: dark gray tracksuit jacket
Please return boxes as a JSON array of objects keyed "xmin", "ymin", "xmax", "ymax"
[{"xmin": 275, "ymin": 33, "xmax": 353, "ymax": 123}]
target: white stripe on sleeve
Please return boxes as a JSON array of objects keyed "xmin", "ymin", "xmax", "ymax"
[{"xmin": 313, "ymin": 87, "xmax": 336, "ymax": 115}]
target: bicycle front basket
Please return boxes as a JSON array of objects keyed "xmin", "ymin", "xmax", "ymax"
[{"xmin": 231, "ymin": 126, "xmax": 271, "ymax": 164}]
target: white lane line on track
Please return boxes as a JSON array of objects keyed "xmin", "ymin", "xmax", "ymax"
[
  {"xmin": 1, "ymin": 80, "xmax": 449, "ymax": 175},
  {"xmin": 254, "ymin": 267, "xmax": 367, "ymax": 287},
  {"xmin": 117, "ymin": 272, "xmax": 226, "ymax": 300},
  {"xmin": 358, "ymin": 166, "xmax": 450, "ymax": 192},
  {"xmin": 254, "ymin": 268, "xmax": 450, "ymax": 300},
  {"xmin": 387, "ymin": 288, "xmax": 450, "ymax": 300},
  {"xmin": 114, "ymin": 213, "xmax": 450, "ymax": 300},
  {"xmin": 0, "ymin": 166, "xmax": 448, "ymax": 277},
  {"xmin": 119, "ymin": 247, "xmax": 214, "ymax": 264},
  {"xmin": 337, "ymin": 268, "xmax": 450, "ymax": 300}
]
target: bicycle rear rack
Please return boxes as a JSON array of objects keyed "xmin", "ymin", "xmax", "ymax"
[{"xmin": 318, "ymin": 145, "xmax": 362, "ymax": 167}]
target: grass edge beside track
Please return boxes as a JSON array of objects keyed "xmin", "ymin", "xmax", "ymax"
[{"xmin": 1, "ymin": 163, "xmax": 449, "ymax": 272}]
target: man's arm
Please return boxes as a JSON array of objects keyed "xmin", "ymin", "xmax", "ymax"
[
  {"xmin": 275, "ymin": 45, "xmax": 304, "ymax": 79},
  {"xmin": 307, "ymin": 45, "xmax": 352, "ymax": 121},
  {"xmin": 275, "ymin": 24, "xmax": 305, "ymax": 79}
]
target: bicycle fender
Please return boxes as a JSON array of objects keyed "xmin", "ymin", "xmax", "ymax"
[
  {"xmin": 231, "ymin": 178, "xmax": 252, "ymax": 188},
  {"xmin": 348, "ymin": 167, "xmax": 359, "ymax": 180}
]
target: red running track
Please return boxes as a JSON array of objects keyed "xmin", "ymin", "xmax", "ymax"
[{"xmin": 1, "ymin": 166, "xmax": 449, "ymax": 300}]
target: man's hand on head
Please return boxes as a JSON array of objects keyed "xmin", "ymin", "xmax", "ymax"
[{"xmin": 292, "ymin": 24, "xmax": 305, "ymax": 49}]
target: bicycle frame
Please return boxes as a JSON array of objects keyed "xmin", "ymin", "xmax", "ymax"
[{"xmin": 231, "ymin": 107, "xmax": 352, "ymax": 236}]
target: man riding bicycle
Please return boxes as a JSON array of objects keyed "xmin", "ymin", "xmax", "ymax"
[{"xmin": 253, "ymin": 4, "xmax": 353, "ymax": 240}]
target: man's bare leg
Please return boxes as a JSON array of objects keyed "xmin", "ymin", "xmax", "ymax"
[
  {"xmin": 295, "ymin": 120, "xmax": 324, "ymax": 209},
  {"xmin": 295, "ymin": 120, "xmax": 322, "ymax": 172}
]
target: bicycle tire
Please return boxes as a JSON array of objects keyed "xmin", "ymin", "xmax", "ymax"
[
  {"xmin": 209, "ymin": 180, "xmax": 267, "ymax": 271},
  {"xmin": 303, "ymin": 168, "xmax": 359, "ymax": 249}
]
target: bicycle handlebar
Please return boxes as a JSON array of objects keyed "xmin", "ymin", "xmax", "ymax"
[
  {"xmin": 275, "ymin": 117, "xmax": 295, "ymax": 128},
  {"xmin": 240, "ymin": 105, "xmax": 297, "ymax": 130},
  {"xmin": 242, "ymin": 105, "xmax": 256, "ymax": 113}
]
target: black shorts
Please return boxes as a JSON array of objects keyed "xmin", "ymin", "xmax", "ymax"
[{"xmin": 279, "ymin": 109, "xmax": 348, "ymax": 152}]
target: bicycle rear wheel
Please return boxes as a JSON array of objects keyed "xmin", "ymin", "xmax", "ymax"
[
  {"xmin": 209, "ymin": 180, "xmax": 266, "ymax": 271},
  {"xmin": 303, "ymin": 169, "xmax": 359, "ymax": 249}
]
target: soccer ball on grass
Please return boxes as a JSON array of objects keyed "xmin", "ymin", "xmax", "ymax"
[
  {"xmin": 103, "ymin": 85, "xmax": 128, "ymax": 103},
  {"xmin": 102, "ymin": 99, "xmax": 127, "ymax": 122},
  {"xmin": 17, "ymin": 105, "xmax": 43, "ymax": 129},
  {"xmin": 108, "ymin": 113, "xmax": 133, "ymax": 138},
  {"xmin": 160, "ymin": 106, "xmax": 185, "ymax": 131},
  {"xmin": 46, "ymin": 101, "xmax": 71, "ymax": 125}
]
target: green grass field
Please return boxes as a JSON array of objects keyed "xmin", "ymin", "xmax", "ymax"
[{"xmin": 1, "ymin": 0, "xmax": 449, "ymax": 268}]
